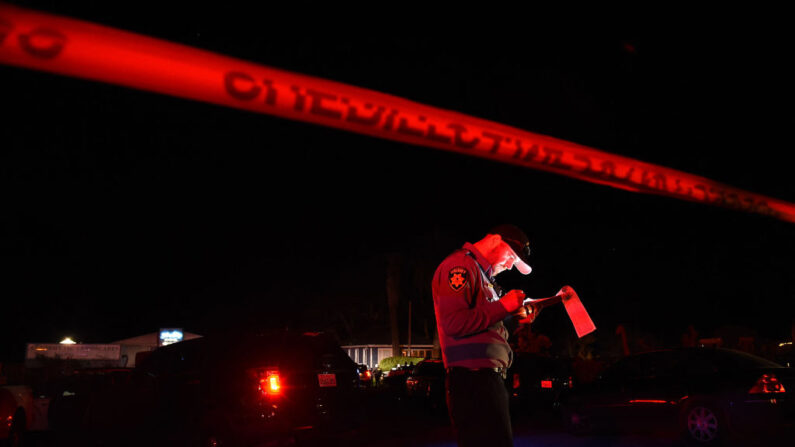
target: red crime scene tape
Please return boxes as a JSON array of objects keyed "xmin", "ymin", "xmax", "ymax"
[{"xmin": 1, "ymin": 4, "xmax": 793, "ymax": 223}]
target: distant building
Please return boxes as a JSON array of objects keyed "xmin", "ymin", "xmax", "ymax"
[
  {"xmin": 24, "ymin": 343, "xmax": 121, "ymax": 369},
  {"xmin": 112, "ymin": 331, "xmax": 202, "ymax": 367},
  {"xmin": 342, "ymin": 344, "xmax": 434, "ymax": 370}
]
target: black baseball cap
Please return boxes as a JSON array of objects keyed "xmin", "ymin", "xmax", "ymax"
[{"xmin": 490, "ymin": 224, "xmax": 532, "ymax": 275}]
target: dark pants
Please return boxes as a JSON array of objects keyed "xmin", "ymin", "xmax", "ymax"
[{"xmin": 446, "ymin": 368, "xmax": 513, "ymax": 447}]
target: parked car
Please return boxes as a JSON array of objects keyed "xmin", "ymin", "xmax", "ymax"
[
  {"xmin": 507, "ymin": 353, "xmax": 573, "ymax": 413},
  {"xmin": 382, "ymin": 363, "xmax": 415, "ymax": 399},
  {"xmin": 47, "ymin": 368, "xmax": 133, "ymax": 435},
  {"xmin": 1, "ymin": 385, "xmax": 33, "ymax": 447},
  {"xmin": 558, "ymin": 347, "xmax": 795, "ymax": 445},
  {"xmin": 356, "ymin": 363, "xmax": 373, "ymax": 387},
  {"xmin": 405, "ymin": 359, "xmax": 446, "ymax": 413},
  {"xmin": 83, "ymin": 330, "xmax": 365, "ymax": 446},
  {"xmin": 1, "ymin": 363, "xmax": 61, "ymax": 446}
]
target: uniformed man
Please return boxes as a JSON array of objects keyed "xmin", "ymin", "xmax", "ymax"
[{"xmin": 432, "ymin": 224, "xmax": 534, "ymax": 447}]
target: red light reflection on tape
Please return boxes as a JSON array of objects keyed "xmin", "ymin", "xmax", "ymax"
[{"xmin": 1, "ymin": 4, "xmax": 793, "ymax": 223}]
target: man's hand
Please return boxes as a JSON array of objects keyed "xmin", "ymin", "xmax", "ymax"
[
  {"xmin": 498, "ymin": 289, "xmax": 526, "ymax": 313},
  {"xmin": 515, "ymin": 303, "xmax": 539, "ymax": 324}
]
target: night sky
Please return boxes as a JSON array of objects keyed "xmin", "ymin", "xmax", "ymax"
[{"xmin": 2, "ymin": 3, "xmax": 794, "ymax": 361}]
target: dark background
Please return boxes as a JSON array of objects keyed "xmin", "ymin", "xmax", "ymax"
[{"xmin": 2, "ymin": 3, "xmax": 793, "ymax": 360}]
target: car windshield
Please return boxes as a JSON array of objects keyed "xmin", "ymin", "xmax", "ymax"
[{"xmin": 708, "ymin": 349, "xmax": 783, "ymax": 370}]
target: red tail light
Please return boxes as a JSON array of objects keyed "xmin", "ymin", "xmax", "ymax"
[
  {"xmin": 541, "ymin": 380, "xmax": 553, "ymax": 389},
  {"xmin": 257, "ymin": 369, "xmax": 281, "ymax": 396},
  {"xmin": 749, "ymin": 374, "xmax": 786, "ymax": 394},
  {"xmin": 512, "ymin": 373, "xmax": 520, "ymax": 389},
  {"xmin": 360, "ymin": 370, "xmax": 372, "ymax": 381}
]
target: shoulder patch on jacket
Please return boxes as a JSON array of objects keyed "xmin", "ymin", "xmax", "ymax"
[{"xmin": 448, "ymin": 266, "xmax": 469, "ymax": 291}]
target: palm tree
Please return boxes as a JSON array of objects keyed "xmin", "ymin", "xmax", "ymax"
[{"xmin": 386, "ymin": 253, "xmax": 402, "ymax": 357}]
